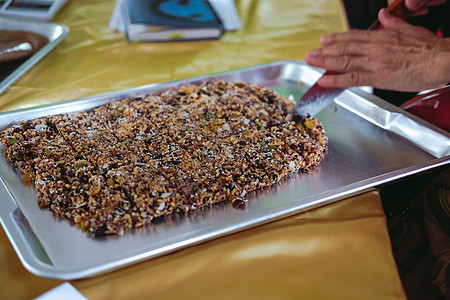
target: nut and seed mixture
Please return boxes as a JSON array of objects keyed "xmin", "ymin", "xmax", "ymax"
[{"xmin": 0, "ymin": 81, "xmax": 327, "ymax": 235}]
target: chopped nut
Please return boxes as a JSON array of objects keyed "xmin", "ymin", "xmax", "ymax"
[{"xmin": 7, "ymin": 138, "xmax": 19, "ymax": 145}]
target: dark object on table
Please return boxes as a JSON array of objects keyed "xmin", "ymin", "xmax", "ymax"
[
  {"xmin": 400, "ymin": 86, "xmax": 450, "ymax": 132},
  {"xmin": 0, "ymin": 30, "xmax": 49, "ymax": 82},
  {"xmin": 121, "ymin": 0, "xmax": 223, "ymax": 42}
]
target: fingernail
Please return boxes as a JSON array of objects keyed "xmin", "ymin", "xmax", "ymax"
[
  {"xmin": 320, "ymin": 36, "xmax": 329, "ymax": 44},
  {"xmin": 305, "ymin": 52, "xmax": 317, "ymax": 63},
  {"xmin": 379, "ymin": 8, "xmax": 390, "ymax": 18},
  {"xmin": 318, "ymin": 77, "xmax": 328, "ymax": 85}
]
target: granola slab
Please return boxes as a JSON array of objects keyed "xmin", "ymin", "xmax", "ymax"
[{"xmin": 0, "ymin": 81, "xmax": 328, "ymax": 235}]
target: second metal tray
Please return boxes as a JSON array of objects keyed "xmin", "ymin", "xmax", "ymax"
[
  {"xmin": 0, "ymin": 16, "xmax": 70, "ymax": 95},
  {"xmin": 0, "ymin": 60, "xmax": 449, "ymax": 279}
]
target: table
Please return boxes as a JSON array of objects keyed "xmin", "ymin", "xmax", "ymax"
[{"xmin": 0, "ymin": 1, "xmax": 406, "ymax": 299}]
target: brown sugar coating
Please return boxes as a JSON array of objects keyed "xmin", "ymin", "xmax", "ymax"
[{"xmin": 0, "ymin": 81, "xmax": 327, "ymax": 235}]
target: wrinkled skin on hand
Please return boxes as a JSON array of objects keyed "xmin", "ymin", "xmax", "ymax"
[{"xmin": 305, "ymin": 8, "xmax": 450, "ymax": 92}]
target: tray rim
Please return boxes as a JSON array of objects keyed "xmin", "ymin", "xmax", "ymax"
[
  {"xmin": 0, "ymin": 16, "xmax": 70, "ymax": 95},
  {"xmin": 0, "ymin": 60, "xmax": 449, "ymax": 280}
]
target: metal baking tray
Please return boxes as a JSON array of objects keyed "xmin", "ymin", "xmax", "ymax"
[
  {"xmin": 0, "ymin": 17, "xmax": 70, "ymax": 95},
  {"xmin": 0, "ymin": 60, "xmax": 449, "ymax": 280}
]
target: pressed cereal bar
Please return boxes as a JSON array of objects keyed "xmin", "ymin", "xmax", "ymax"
[{"xmin": 0, "ymin": 81, "xmax": 327, "ymax": 235}]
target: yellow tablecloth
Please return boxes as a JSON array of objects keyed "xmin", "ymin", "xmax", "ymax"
[
  {"xmin": 0, "ymin": 0, "xmax": 348, "ymax": 112},
  {"xmin": 0, "ymin": 1, "xmax": 406, "ymax": 299}
]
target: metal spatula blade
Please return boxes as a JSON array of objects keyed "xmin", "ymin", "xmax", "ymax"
[
  {"xmin": 290, "ymin": 0, "xmax": 412, "ymax": 119},
  {"xmin": 289, "ymin": 71, "xmax": 342, "ymax": 118}
]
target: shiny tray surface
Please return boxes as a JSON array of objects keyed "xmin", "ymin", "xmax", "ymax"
[
  {"xmin": 0, "ymin": 17, "xmax": 69, "ymax": 95},
  {"xmin": 0, "ymin": 60, "xmax": 449, "ymax": 279}
]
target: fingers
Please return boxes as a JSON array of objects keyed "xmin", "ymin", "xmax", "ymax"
[
  {"xmin": 304, "ymin": 0, "xmax": 449, "ymax": 92},
  {"xmin": 320, "ymin": 30, "xmax": 367, "ymax": 45},
  {"xmin": 378, "ymin": 8, "xmax": 412, "ymax": 29},
  {"xmin": 316, "ymin": 72, "xmax": 377, "ymax": 88},
  {"xmin": 307, "ymin": 41, "xmax": 375, "ymax": 57},
  {"xmin": 307, "ymin": 55, "xmax": 359, "ymax": 74},
  {"xmin": 320, "ymin": 29, "xmax": 394, "ymax": 46},
  {"xmin": 305, "ymin": 42, "xmax": 386, "ymax": 74},
  {"xmin": 404, "ymin": 0, "xmax": 428, "ymax": 11},
  {"xmin": 306, "ymin": 49, "xmax": 380, "ymax": 75},
  {"xmin": 319, "ymin": 10, "xmax": 416, "ymax": 46}
]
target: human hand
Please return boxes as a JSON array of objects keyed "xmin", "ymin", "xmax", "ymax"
[
  {"xmin": 305, "ymin": 8, "xmax": 450, "ymax": 92},
  {"xmin": 389, "ymin": 0, "xmax": 447, "ymax": 15}
]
